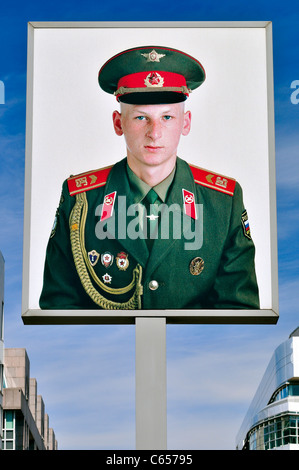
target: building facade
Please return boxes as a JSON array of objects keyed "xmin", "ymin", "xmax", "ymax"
[
  {"xmin": 0, "ymin": 250, "xmax": 57, "ymax": 450},
  {"xmin": 236, "ymin": 327, "xmax": 299, "ymax": 450},
  {"xmin": 2, "ymin": 348, "xmax": 57, "ymax": 450}
]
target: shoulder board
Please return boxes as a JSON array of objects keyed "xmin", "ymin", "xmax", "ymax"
[
  {"xmin": 67, "ymin": 165, "xmax": 113, "ymax": 196},
  {"xmin": 189, "ymin": 164, "xmax": 236, "ymax": 196}
]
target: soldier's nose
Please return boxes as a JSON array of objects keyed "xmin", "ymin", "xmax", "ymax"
[{"xmin": 147, "ymin": 121, "xmax": 162, "ymax": 140}]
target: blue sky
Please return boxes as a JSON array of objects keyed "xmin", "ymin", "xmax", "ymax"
[{"xmin": 1, "ymin": 0, "xmax": 299, "ymax": 450}]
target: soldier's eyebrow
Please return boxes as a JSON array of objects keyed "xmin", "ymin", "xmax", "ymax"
[
  {"xmin": 132, "ymin": 109, "xmax": 148, "ymax": 115},
  {"xmin": 132, "ymin": 107, "xmax": 173, "ymax": 115}
]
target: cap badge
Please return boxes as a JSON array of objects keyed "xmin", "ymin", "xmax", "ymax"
[
  {"xmin": 88, "ymin": 249, "xmax": 100, "ymax": 267},
  {"xmin": 116, "ymin": 252, "xmax": 129, "ymax": 271},
  {"xmin": 144, "ymin": 72, "xmax": 164, "ymax": 88},
  {"xmin": 189, "ymin": 257, "xmax": 204, "ymax": 276},
  {"xmin": 141, "ymin": 50, "xmax": 165, "ymax": 62},
  {"xmin": 101, "ymin": 252, "xmax": 114, "ymax": 268}
]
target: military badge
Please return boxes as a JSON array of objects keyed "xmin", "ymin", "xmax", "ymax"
[
  {"xmin": 182, "ymin": 189, "xmax": 197, "ymax": 220},
  {"xmin": 144, "ymin": 72, "xmax": 164, "ymax": 88},
  {"xmin": 88, "ymin": 250, "xmax": 100, "ymax": 267},
  {"xmin": 101, "ymin": 252, "xmax": 114, "ymax": 268},
  {"xmin": 100, "ymin": 191, "xmax": 117, "ymax": 222},
  {"xmin": 141, "ymin": 49, "xmax": 166, "ymax": 62},
  {"xmin": 102, "ymin": 273, "xmax": 112, "ymax": 284},
  {"xmin": 241, "ymin": 210, "xmax": 251, "ymax": 239},
  {"xmin": 116, "ymin": 252, "xmax": 129, "ymax": 271},
  {"xmin": 189, "ymin": 257, "xmax": 204, "ymax": 276}
]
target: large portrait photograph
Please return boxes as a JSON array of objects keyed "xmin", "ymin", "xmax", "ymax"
[{"xmin": 22, "ymin": 22, "xmax": 278, "ymax": 324}]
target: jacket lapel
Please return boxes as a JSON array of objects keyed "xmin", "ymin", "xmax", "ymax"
[
  {"xmin": 101, "ymin": 158, "xmax": 149, "ymax": 268},
  {"xmin": 144, "ymin": 158, "xmax": 198, "ymax": 278},
  {"xmin": 98, "ymin": 157, "xmax": 198, "ymax": 275}
]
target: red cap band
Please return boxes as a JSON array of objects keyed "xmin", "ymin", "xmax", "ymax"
[{"xmin": 115, "ymin": 71, "xmax": 189, "ymax": 99}]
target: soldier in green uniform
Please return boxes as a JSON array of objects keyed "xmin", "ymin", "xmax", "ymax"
[{"xmin": 39, "ymin": 45, "xmax": 259, "ymax": 310}]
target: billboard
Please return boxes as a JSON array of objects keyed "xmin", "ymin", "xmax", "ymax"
[{"xmin": 22, "ymin": 21, "xmax": 278, "ymax": 324}]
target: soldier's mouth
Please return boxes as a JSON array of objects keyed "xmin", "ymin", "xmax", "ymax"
[{"xmin": 144, "ymin": 145, "xmax": 163, "ymax": 151}]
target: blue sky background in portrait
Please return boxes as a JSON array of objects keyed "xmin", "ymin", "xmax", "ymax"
[{"xmin": 0, "ymin": 0, "xmax": 299, "ymax": 450}]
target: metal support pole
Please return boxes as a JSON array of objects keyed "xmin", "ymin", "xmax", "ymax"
[{"xmin": 135, "ymin": 317, "xmax": 167, "ymax": 450}]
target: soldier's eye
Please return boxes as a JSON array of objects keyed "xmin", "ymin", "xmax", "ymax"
[{"xmin": 163, "ymin": 115, "xmax": 172, "ymax": 120}]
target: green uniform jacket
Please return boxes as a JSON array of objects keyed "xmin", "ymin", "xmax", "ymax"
[{"xmin": 39, "ymin": 157, "xmax": 259, "ymax": 310}]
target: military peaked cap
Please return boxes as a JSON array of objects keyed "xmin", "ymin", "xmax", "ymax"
[{"xmin": 98, "ymin": 45, "xmax": 206, "ymax": 104}]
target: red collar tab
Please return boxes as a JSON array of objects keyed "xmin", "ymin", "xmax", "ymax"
[
  {"xmin": 100, "ymin": 191, "xmax": 117, "ymax": 222},
  {"xmin": 189, "ymin": 164, "xmax": 236, "ymax": 196},
  {"xmin": 182, "ymin": 189, "xmax": 197, "ymax": 219},
  {"xmin": 67, "ymin": 166, "xmax": 113, "ymax": 196}
]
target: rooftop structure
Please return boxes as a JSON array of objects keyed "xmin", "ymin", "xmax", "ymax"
[{"xmin": 2, "ymin": 348, "xmax": 57, "ymax": 450}]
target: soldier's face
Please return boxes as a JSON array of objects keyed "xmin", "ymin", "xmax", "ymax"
[{"xmin": 112, "ymin": 102, "xmax": 191, "ymax": 171}]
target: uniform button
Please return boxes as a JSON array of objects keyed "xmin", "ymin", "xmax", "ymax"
[{"xmin": 149, "ymin": 280, "xmax": 159, "ymax": 291}]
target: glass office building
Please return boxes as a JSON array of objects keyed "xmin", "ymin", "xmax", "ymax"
[{"xmin": 236, "ymin": 327, "xmax": 299, "ymax": 450}]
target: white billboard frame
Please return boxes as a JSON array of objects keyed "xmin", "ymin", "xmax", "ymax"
[{"xmin": 22, "ymin": 21, "xmax": 278, "ymax": 325}]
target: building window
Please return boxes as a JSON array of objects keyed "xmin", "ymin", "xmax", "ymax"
[
  {"xmin": 247, "ymin": 413, "xmax": 299, "ymax": 450},
  {"xmin": 269, "ymin": 382, "xmax": 299, "ymax": 404},
  {"xmin": 3, "ymin": 371, "xmax": 7, "ymax": 389},
  {"xmin": 2, "ymin": 410, "xmax": 15, "ymax": 450}
]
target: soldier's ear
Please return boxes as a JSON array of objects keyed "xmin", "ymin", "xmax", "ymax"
[
  {"xmin": 112, "ymin": 110, "xmax": 124, "ymax": 136},
  {"xmin": 182, "ymin": 110, "xmax": 191, "ymax": 136}
]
